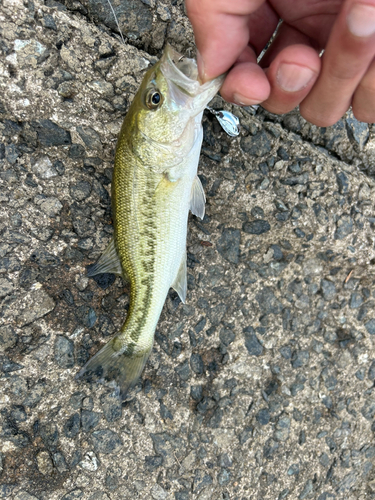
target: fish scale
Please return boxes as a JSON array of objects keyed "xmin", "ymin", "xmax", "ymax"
[{"xmin": 77, "ymin": 45, "xmax": 223, "ymax": 397}]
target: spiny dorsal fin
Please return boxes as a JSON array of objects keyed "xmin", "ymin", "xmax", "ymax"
[
  {"xmin": 190, "ymin": 175, "xmax": 205, "ymax": 219},
  {"xmin": 171, "ymin": 252, "xmax": 187, "ymax": 303},
  {"xmin": 87, "ymin": 237, "xmax": 125, "ymax": 278}
]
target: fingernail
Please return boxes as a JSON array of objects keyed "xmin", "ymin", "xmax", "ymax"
[
  {"xmin": 232, "ymin": 93, "xmax": 255, "ymax": 106},
  {"xmin": 196, "ymin": 50, "xmax": 206, "ymax": 82},
  {"xmin": 277, "ymin": 63, "xmax": 315, "ymax": 92},
  {"xmin": 347, "ymin": 3, "xmax": 375, "ymax": 37}
]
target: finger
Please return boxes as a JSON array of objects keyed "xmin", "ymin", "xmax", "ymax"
[
  {"xmin": 300, "ymin": 0, "xmax": 375, "ymax": 127},
  {"xmin": 185, "ymin": 0, "xmax": 275, "ymax": 81},
  {"xmin": 352, "ymin": 57, "xmax": 375, "ymax": 122},
  {"xmin": 220, "ymin": 61, "xmax": 271, "ymax": 105},
  {"xmin": 261, "ymin": 43, "xmax": 321, "ymax": 115}
]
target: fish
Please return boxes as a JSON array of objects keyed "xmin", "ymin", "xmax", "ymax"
[{"xmin": 76, "ymin": 44, "xmax": 223, "ymax": 397}]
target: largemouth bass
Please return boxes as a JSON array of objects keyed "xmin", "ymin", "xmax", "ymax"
[{"xmin": 77, "ymin": 45, "xmax": 223, "ymax": 397}]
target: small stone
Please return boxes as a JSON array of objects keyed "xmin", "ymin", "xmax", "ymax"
[
  {"xmin": 79, "ymin": 451, "xmax": 99, "ymax": 472},
  {"xmin": 54, "ymin": 160, "xmax": 65, "ymax": 175},
  {"xmin": 31, "ymin": 156, "xmax": 57, "ymax": 179},
  {"xmin": 81, "ymin": 410, "xmax": 101, "ymax": 432},
  {"xmin": 100, "ymin": 391, "xmax": 122, "ymax": 422},
  {"xmin": 36, "ymin": 450, "xmax": 53, "ymax": 475},
  {"xmin": 175, "ymin": 360, "xmax": 190, "ymax": 381},
  {"xmin": 240, "ymin": 130, "xmax": 271, "ymax": 157},
  {"xmin": 14, "ymin": 492, "xmax": 39, "ymax": 500},
  {"xmin": 61, "ymin": 490, "xmax": 83, "ymax": 500},
  {"xmin": 64, "ymin": 413, "xmax": 80, "ymax": 438},
  {"xmin": 361, "ymin": 399, "xmax": 375, "ymax": 420},
  {"xmin": 75, "ymin": 305, "xmax": 97, "ymax": 328},
  {"xmin": 274, "ymin": 416, "xmax": 290, "ymax": 442},
  {"xmin": 299, "ymin": 479, "xmax": 313, "ymax": 500},
  {"xmin": 216, "ymin": 228, "xmax": 240, "ymax": 264},
  {"xmin": 52, "ymin": 451, "xmax": 69, "ymax": 473},
  {"xmin": 39, "ymin": 421, "xmax": 59, "ymax": 450},
  {"xmin": 368, "ymin": 361, "xmax": 375, "ymax": 380},
  {"xmin": 365, "ymin": 319, "xmax": 375, "ymax": 335},
  {"xmin": 336, "ymin": 171, "xmax": 349, "ymax": 194},
  {"xmin": 32, "ymin": 119, "xmax": 71, "ymax": 147},
  {"xmin": 70, "ymin": 180, "xmax": 92, "ymax": 201},
  {"xmin": 190, "ymin": 353, "xmax": 204, "ymax": 374},
  {"xmin": 256, "ymin": 408, "xmax": 270, "ymax": 425},
  {"xmin": 255, "ymin": 287, "xmax": 282, "ymax": 314},
  {"xmin": 243, "ymin": 220, "xmax": 271, "ymax": 235},
  {"xmin": 279, "ymin": 346, "xmax": 291, "ymax": 359},
  {"xmin": 321, "ymin": 279, "xmax": 336, "ymax": 300},
  {"xmin": 243, "ymin": 326, "xmax": 263, "ymax": 356},
  {"xmin": 335, "ymin": 215, "xmax": 353, "ymax": 239},
  {"xmin": 69, "ymin": 143, "xmax": 86, "ymax": 159},
  {"xmin": 105, "ymin": 466, "xmax": 122, "ymax": 490},
  {"xmin": 346, "ymin": 111, "xmax": 369, "ymax": 149},
  {"xmin": 92, "ymin": 429, "xmax": 123, "ymax": 454},
  {"xmin": 0, "ymin": 278, "xmax": 14, "ymax": 298},
  {"xmin": 76, "ymin": 126, "xmax": 102, "ymax": 151},
  {"xmin": 54, "ymin": 335, "xmax": 74, "ymax": 368},
  {"xmin": 350, "ymin": 292, "xmax": 363, "ymax": 308},
  {"xmin": 291, "ymin": 350, "xmax": 309, "ymax": 368},
  {"xmin": 39, "ymin": 197, "xmax": 63, "ymax": 217},
  {"xmin": 145, "ymin": 455, "xmax": 163, "ymax": 471},
  {"xmin": 88, "ymin": 493, "xmax": 110, "ymax": 500},
  {"xmin": 218, "ymin": 469, "xmax": 231, "ymax": 485},
  {"xmin": 151, "ymin": 484, "xmax": 168, "ymax": 500},
  {"xmin": 9, "ymin": 288, "xmax": 55, "ymax": 327},
  {"xmin": 219, "ymin": 328, "xmax": 235, "ymax": 346},
  {"xmin": 58, "ymin": 81, "xmax": 77, "ymax": 98}
]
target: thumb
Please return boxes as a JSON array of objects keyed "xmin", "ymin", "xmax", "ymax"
[{"xmin": 186, "ymin": 0, "xmax": 266, "ymax": 81}]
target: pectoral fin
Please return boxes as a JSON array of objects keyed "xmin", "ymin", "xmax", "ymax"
[
  {"xmin": 87, "ymin": 237, "xmax": 126, "ymax": 279},
  {"xmin": 190, "ymin": 175, "xmax": 206, "ymax": 219},
  {"xmin": 172, "ymin": 252, "xmax": 187, "ymax": 303}
]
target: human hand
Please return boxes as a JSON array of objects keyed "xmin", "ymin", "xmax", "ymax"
[{"xmin": 185, "ymin": 0, "xmax": 375, "ymax": 126}]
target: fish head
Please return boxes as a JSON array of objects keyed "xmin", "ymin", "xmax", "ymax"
[{"xmin": 129, "ymin": 44, "xmax": 224, "ymax": 166}]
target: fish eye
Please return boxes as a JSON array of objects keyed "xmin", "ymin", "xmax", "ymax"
[{"xmin": 146, "ymin": 88, "xmax": 163, "ymax": 109}]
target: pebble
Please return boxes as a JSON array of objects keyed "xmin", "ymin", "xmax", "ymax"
[
  {"xmin": 365, "ymin": 319, "xmax": 375, "ymax": 335},
  {"xmin": 70, "ymin": 180, "xmax": 92, "ymax": 201},
  {"xmin": 100, "ymin": 391, "xmax": 122, "ymax": 422},
  {"xmin": 321, "ymin": 279, "xmax": 336, "ymax": 301},
  {"xmin": 91, "ymin": 429, "xmax": 123, "ymax": 454},
  {"xmin": 81, "ymin": 410, "xmax": 101, "ymax": 432},
  {"xmin": 243, "ymin": 326, "xmax": 263, "ymax": 356},
  {"xmin": 255, "ymin": 287, "xmax": 282, "ymax": 314},
  {"xmin": 216, "ymin": 228, "xmax": 240, "ymax": 264},
  {"xmin": 256, "ymin": 408, "xmax": 270, "ymax": 425},
  {"xmin": 335, "ymin": 215, "xmax": 353, "ymax": 239},
  {"xmin": 31, "ymin": 156, "xmax": 57, "ymax": 179},
  {"xmin": 54, "ymin": 335, "xmax": 75, "ymax": 368},
  {"xmin": 32, "ymin": 119, "xmax": 71, "ymax": 147},
  {"xmin": 190, "ymin": 353, "xmax": 204, "ymax": 374},
  {"xmin": 243, "ymin": 220, "xmax": 271, "ymax": 235},
  {"xmin": 240, "ymin": 130, "xmax": 271, "ymax": 157},
  {"xmin": 64, "ymin": 413, "xmax": 80, "ymax": 438}
]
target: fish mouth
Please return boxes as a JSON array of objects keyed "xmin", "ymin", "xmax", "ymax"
[{"xmin": 160, "ymin": 44, "xmax": 224, "ymax": 100}]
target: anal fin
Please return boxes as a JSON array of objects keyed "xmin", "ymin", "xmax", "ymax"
[
  {"xmin": 172, "ymin": 252, "xmax": 187, "ymax": 303},
  {"xmin": 190, "ymin": 175, "xmax": 206, "ymax": 220},
  {"xmin": 87, "ymin": 237, "xmax": 125, "ymax": 279}
]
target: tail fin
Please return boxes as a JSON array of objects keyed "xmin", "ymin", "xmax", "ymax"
[{"xmin": 76, "ymin": 336, "xmax": 152, "ymax": 399}]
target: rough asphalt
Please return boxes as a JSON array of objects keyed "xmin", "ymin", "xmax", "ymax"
[{"xmin": 1, "ymin": 0, "xmax": 375, "ymax": 499}]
